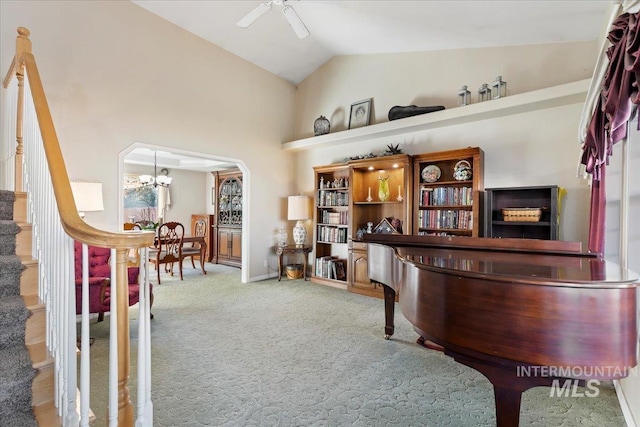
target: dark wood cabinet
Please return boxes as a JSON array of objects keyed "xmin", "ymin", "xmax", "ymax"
[
  {"xmin": 190, "ymin": 214, "xmax": 215, "ymax": 262},
  {"xmin": 217, "ymin": 227, "xmax": 242, "ymax": 267},
  {"xmin": 214, "ymin": 169, "xmax": 242, "ymax": 268},
  {"xmin": 484, "ymin": 185, "xmax": 560, "ymax": 240}
]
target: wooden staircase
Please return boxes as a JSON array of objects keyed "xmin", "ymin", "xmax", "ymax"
[{"xmin": 14, "ymin": 192, "xmax": 61, "ymax": 426}]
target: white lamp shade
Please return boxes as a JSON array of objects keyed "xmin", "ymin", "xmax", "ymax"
[
  {"xmin": 287, "ymin": 196, "xmax": 310, "ymax": 220},
  {"xmin": 139, "ymin": 175, "xmax": 154, "ymax": 185},
  {"xmin": 288, "ymin": 196, "xmax": 310, "ymax": 245},
  {"xmin": 156, "ymin": 175, "xmax": 172, "ymax": 186},
  {"xmin": 70, "ymin": 181, "xmax": 104, "ymax": 213}
]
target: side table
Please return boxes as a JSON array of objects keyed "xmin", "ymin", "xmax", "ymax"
[{"xmin": 274, "ymin": 245, "xmax": 312, "ymax": 281}]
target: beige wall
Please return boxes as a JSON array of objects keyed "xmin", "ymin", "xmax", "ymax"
[
  {"xmin": 291, "ymin": 43, "xmax": 599, "ymax": 245},
  {"xmin": 1, "ymin": 0, "xmax": 297, "ymax": 281},
  {"xmin": 293, "ymin": 42, "xmax": 597, "ymax": 139},
  {"xmin": 0, "ymin": 2, "xmax": 607, "ymax": 265}
]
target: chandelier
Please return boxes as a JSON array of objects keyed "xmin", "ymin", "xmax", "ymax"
[{"xmin": 139, "ymin": 151, "xmax": 172, "ymax": 187}]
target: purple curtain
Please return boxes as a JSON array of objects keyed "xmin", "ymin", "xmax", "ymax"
[{"xmin": 581, "ymin": 11, "xmax": 640, "ymax": 254}]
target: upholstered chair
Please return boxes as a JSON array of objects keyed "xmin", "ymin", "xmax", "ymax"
[{"xmin": 74, "ymin": 241, "xmax": 153, "ymax": 322}]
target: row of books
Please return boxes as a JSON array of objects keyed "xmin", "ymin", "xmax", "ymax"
[
  {"xmin": 315, "ymin": 256, "xmax": 346, "ymax": 281},
  {"xmin": 318, "ymin": 190, "xmax": 349, "ymax": 207},
  {"xmin": 317, "ymin": 225, "xmax": 348, "ymax": 243},
  {"xmin": 418, "ymin": 209, "xmax": 473, "ymax": 230},
  {"xmin": 419, "ymin": 186, "xmax": 473, "ymax": 207},
  {"xmin": 319, "ymin": 211, "xmax": 348, "ymax": 225}
]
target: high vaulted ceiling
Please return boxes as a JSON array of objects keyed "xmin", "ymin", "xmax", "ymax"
[{"xmin": 131, "ymin": 0, "xmax": 613, "ymax": 85}]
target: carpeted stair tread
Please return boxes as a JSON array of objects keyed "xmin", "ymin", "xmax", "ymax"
[
  {"xmin": 0, "ymin": 295, "xmax": 29, "ymax": 350},
  {"xmin": 1, "ymin": 409, "xmax": 37, "ymax": 427},
  {"xmin": 0, "ymin": 255, "xmax": 25, "ymax": 298},
  {"xmin": 0, "ymin": 190, "xmax": 14, "ymax": 221},
  {"xmin": 0, "ymin": 219, "xmax": 19, "ymax": 234},
  {"xmin": 0, "ymin": 346, "xmax": 36, "ymax": 422},
  {"xmin": 0, "ymin": 220, "xmax": 19, "ymax": 256}
]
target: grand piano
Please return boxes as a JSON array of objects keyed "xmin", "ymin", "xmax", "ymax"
[{"xmin": 363, "ymin": 233, "xmax": 638, "ymax": 426}]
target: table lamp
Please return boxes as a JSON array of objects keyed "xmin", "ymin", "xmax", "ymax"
[
  {"xmin": 287, "ymin": 195, "xmax": 310, "ymax": 246},
  {"xmin": 70, "ymin": 181, "xmax": 104, "ymax": 219}
]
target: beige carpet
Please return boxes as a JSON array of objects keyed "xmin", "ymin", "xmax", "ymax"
[{"xmin": 84, "ymin": 263, "xmax": 626, "ymax": 426}]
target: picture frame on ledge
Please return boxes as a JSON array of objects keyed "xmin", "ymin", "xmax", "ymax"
[{"xmin": 349, "ymin": 98, "xmax": 372, "ymax": 129}]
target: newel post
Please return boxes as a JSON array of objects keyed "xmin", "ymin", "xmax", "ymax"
[{"xmin": 13, "ymin": 27, "xmax": 32, "ymax": 192}]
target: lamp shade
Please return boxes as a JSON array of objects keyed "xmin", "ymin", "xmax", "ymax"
[
  {"xmin": 287, "ymin": 196, "xmax": 310, "ymax": 220},
  {"xmin": 288, "ymin": 195, "xmax": 310, "ymax": 246},
  {"xmin": 70, "ymin": 181, "xmax": 104, "ymax": 216}
]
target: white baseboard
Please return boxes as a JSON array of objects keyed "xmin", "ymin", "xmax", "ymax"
[{"xmin": 614, "ymin": 379, "xmax": 638, "ymax": 427}]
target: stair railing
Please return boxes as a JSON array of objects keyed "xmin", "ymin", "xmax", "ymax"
[{"xmin": 2, "ymin": 27, "xmax": 155, "ymax": 427}]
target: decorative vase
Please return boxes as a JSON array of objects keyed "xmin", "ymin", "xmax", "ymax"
[
  {"xmin": 276, "ymin": 228, "xmax": 288, "ymax": 247},
  {"xmin": 453, "ymin": 160, "xmax": 472, "ymax": 181},
  {"xmin": 314, "ymin": 115, "xmax": 330, "ymax": 136},
  {"xmin": 378, "ymin": 175, "xmax": 390, "ymax": 202}
]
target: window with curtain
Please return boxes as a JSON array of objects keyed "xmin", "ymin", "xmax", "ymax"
[{"xmin": 123, "ymin": 174, "xmax": 157, "ymax": 224}]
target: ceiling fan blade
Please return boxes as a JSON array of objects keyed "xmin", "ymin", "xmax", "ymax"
[
  {"xmin": 237, "ymin": 1, "xmax": 272, "ymax": 28},
  {"xmin": 282, "ymin": 3, "xmax": 310, "ymax": 39}
]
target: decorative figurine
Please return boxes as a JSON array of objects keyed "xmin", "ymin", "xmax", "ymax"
[
  {"xmin": 313, "ymin": 115, "xmax": 330, "ymax": 136},
  {"xmin": 491, "ymin": 76, "xmax": 507, "ymax": 99},
  {"xmin": 458, "ymin": 85, "xmax": 471, "ymax": 106},
  {"xmin": 478, "ymin": 83, "xmax": 492, "ymax": 102}
]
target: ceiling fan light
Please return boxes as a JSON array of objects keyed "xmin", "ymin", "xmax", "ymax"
[
  {"xmin": 282, "ymin": 4, "xmax": 310, "ymax": 39},
  {"xmin": 237, "ymin": 1, "xmax": 272, "ymax": 28}
]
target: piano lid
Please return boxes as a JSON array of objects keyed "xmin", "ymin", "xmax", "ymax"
[{"xmin": 364, "ymin": 234, "xmax": 639, "ymax": 288}]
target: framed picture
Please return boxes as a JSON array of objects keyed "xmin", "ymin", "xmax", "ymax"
[{"xmin": 348, "ymin": 98, "xmax": 372, "ymax": 129}]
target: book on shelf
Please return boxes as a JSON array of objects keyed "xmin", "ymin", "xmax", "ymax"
[
  {"xmin": 420, "ymin": 186, "xmax": 473, "ymax": 207},
  {"xmin": 314, "ymin": 256, "xmax": 346, "ymax": 281},
  {"xmin": 418, "ymin": 210, "xmax": 473, "ymax": 230},
  {"xmin": 316, "ymin": 225, "xmax": 348, "ymax": 243},
  {"xmin": 321, "ymin": 211, "xmax": 348, "ymax": 225}
]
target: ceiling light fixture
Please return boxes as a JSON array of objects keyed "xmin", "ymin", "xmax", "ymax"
[
  {"xmin": 237, "ymin": 0, "xmax": 310, "ymax": 39},
  {"xmin": 139, "ymin": 151, "xmax": 172, "ymax": 187}
]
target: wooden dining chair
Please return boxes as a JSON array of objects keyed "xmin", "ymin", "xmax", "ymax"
[
  {"xmin": 180, "ymin": 219, "xmax": 207, "ymax": 273},
  {"xmin": 123, "ymin": 222, "xmax": 143, "ymax": 266},
  {"xmin": 149, "ymin": 221, "xmax": 184, "ymax": 284}
]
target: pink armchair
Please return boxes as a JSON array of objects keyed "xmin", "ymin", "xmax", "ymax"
[{"xmin": 74, "ymin": 241, "xmax": 153, "ymax": 322}]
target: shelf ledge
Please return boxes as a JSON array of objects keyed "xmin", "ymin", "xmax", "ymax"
[{"xmin": 282, "ymin": 79, "xmax": 589, "ymax": 152}]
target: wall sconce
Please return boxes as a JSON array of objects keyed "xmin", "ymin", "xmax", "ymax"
[
  {"xmin": 287, "ymin": 195, "xmax": 310, "ymax": 246},
  {"xmin": 70, "ymin": 181, "xmax": 104, "ymax": 219}
]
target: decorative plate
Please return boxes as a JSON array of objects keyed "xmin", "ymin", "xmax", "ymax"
[{"xmin": 421, "ymin": 165, "xmax": 441, "ymax": 183}]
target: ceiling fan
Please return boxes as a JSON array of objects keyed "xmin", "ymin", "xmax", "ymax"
[{"xmin": 236, "ymin": 0, "xmax": 310, "ymax": 39}]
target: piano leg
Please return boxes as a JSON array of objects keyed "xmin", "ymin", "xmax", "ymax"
[
  {"xmin": 381, "ymin": 283, "xmax": 395, "ymax": 339},
  {"xmin": 493, "ymin": 385, "xmax": 523, "ymax": 427},
  {"xmin": 446, "ymin": 349, "xmax": 546, "ymax": 427}
]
